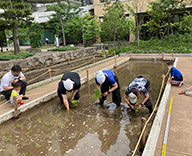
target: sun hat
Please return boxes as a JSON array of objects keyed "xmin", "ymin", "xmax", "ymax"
[
  {"xmin": 96, "ymin": 71, "xmax": 106, "ymax": 84},
  {"xmin": 63, "ymin": 78, "xmax": 74, "ymax": 91},
  {"xmin": 128, "ymin": 88, "xmax": 138, "ymax": 104}
]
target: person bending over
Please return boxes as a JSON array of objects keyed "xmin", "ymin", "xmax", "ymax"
[
  {"xmin": 57, "ymin": 72, "xmax": 81, "ymax": 111},
  {"xmin": 123, "ymin": 76, "xmax": 153, "ymax": 113},
  {"xmin": 95, "ymin": 70, "xmax": 121, "ymax": 107}
]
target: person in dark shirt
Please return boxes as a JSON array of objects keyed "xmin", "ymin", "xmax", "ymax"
[
  {"xmin": 95, "ymin": 70, "xmax": 121, "ymax": 107},
  {"xmin": 167, "ymin": 61, "xmax": 183, "ymax": 87},
  {"xmin": 57, "ymin": 72, "xmax": 81, "ymax": 111},
  {"xmin": 123, "ymin": 76, "xmax": 153, "ymax": 113}
]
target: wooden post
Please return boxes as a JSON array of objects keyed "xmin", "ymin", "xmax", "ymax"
[
  {"xmin": 130, "ymin": 52, "xmax": 132, "ymax": 60},
  {"xmin": 86, "ymin": 69, "xmax": 89, "ymax": 82},
  {"xmin": 139, "ymin": 117, "xmax": 146, "ymax": 152},
  {"xmin": 162, "ymin": 52, "xmax": 164, "ymax": 60},
  {"xmin": 172, "ymin": 53, "xmax": 174, "ymax": 61},
  {"xmin": 114, "ymin": 58, "xmax": 117, "ymax": 68},
  {"xmin": 68, "ymin": 57, "xmax": 70, "ymax": 64},
  {"xmin": 13, "ymin": 96, "xmax": 19, "ymax": 118},
  {"xmin": 93, "ymin": 56, "xmax": 95, "ymax": 63},
  {"xmin": 114, "ymin": 50, "xmax": 116, "ymax": 56},
  {"xmin": 48, "ymin": 68, "xmax": 51, "ymax": 78},
  {"xmin": 95, "ymin": 51, "xmax": 97, "ymax": 56}
]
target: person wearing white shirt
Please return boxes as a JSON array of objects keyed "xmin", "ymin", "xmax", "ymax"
[{"xmin": 0, "ymin": 65, "xmax": 28, "ymax": 101}]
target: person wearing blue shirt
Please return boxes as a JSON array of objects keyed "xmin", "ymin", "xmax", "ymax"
[
  {"xmin": 167, "ymin": 61, "xmax": 183, "ymax": 87},
  {"xmin": 95, "ymin": 70, "xmax": 121, "ymax": 107}
]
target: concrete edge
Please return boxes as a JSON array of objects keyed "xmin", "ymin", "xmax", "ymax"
[
  {"xmin": 142, "ymin": 57, "xmax": 178, "ymax": 156},
  {"xmin": 0, "ymin": 55, "xmax": 118, "ymax": 101},
  {"xmin": 0, "ymin": 56, "xmax": 129, "ymax": 125}
]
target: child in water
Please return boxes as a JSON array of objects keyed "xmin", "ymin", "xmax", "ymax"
[
  {"xmin": 10, "ymin": 82, "xmax": 24, "ymax": 107},
  {"xmin": 167, "ymin": 61, "xmax": 183, "ymax": 87}
]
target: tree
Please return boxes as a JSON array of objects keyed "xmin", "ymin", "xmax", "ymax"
[
  {"xmin": 46, "ymin": 1, "xmax": 80, "ymax": 47},
  {"xmin": 65, "ymin": 15, "xmax": 82, "ymax": 44},
  {"xmin": 28, "ymin": 23, "xmax": 44, "ymax": 48},
  {"xmin": 147, "ymin": 0, "xmax": 186, "ymax": 41},
  {"xmin": 0, "ymin": 0, "xmax": 33, "ymax": 54},
  {"xmin": 83, "ymin": 14, "xmax": 100, "ymax": 45},
  {"xmin": 100, "ymin": 0, "xmax": 135, "ymax": 46}
]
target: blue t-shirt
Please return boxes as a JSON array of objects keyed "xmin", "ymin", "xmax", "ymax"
[
  {"xmin": 171, "ymin": 67, "xmax": 182, "ymax": 78},
  {"xmin": 95, "ymin": 70, "xmax": 116, "ymax": 85}
]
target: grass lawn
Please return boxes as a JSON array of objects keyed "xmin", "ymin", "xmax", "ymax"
[{"xmin": 34, "ymin": 46, "xmax": 55, "ymax": 49}]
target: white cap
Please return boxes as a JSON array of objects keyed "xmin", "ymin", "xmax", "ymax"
[
  {"xmin": 96, "ymin": 71, "xmax": 106, "ymax": 84},
  {"xmin": 128, "ymin": 92, "xmax": 138, "ymax": 104},
  {"xmin": 63, "ymin": 78, "xmax": 74, "ymax": 91}
]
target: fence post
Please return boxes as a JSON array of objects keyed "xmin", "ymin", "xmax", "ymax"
[
  {"xmin": 114, "ymin": 58, "xmax": 117, "ymax": 68},
  {"xmin": 139, "ymin": 117, "xmax": 146, "ymax": 152},
  {"xmin": 86, "ymin": 69, "xmax": 89, "ymax": 82},
  {"xmin": 162, "ymin": 52, "xmax": 164, "ymax": 60},
  {"xmin": 13, "ymin": 96, "xmax": 19, "ymax": 118},
  {"xmin": 93, "ymin": 56, "xmax": 95, "ymax": 63},
  {"xmin": 48, "ymin": 68, "xmax": 51, "ymax": 78},
  {"xmin": 130, "ymin": 52, "xmax": 132, "ymax": 60},
  {"xmin": 172, "ymin": 53, "xmax": 174, "ymax": 61},
  {"xmin": 114, "ymin": 50, "xmax": 116, "ymax": 56},
  {"xmin": 68, "ymin": 57, "xmax": 70, "ymax": 64}
]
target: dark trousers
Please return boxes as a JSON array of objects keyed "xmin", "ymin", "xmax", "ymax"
[
  {"xmin": 57, "ymin": 81, "xmax": 80, "ymax": 103},
  {"xmin": 1, "ymin": 80, "xmax": 27, "ymax": 100},
  {"xmin": 144, "ymin": 77, "xmax": 153, "ymax": 113},
  {"xmin": 100, "ymin": 75, "xmax": 121, "ymax": 107}
]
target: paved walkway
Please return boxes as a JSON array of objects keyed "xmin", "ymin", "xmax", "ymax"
[
  {"xmin": 0, "ymin": 56, "xmax": 127, "ymax": 116},
  {"xmin": 155, "ymin": 57, "xmax": 192, "ymax": 156}
]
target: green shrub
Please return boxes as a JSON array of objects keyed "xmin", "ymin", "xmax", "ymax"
[
  {"xmin": 0, "ymin": 52, "xmax": 35, "ymax": 61},
  {"xmin": 48, "ymin": 46, "xmax": 79, "ymax": 51}
]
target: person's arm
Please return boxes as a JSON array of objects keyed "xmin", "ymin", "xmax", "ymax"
[
  {"xmin": 71, "ymin": 89, "xmax": 79, "ymax": 101},
  {"xmin": 123, "ymin": 93, "xmax": 135, "ymax": 110},
  {"xmin": 62, "ymin": 94, "xmax": 70, "ymax": 111},
  {"xmin": 97, "ymin": 84, "xmax": 101, "ymax": 91},
  {"xmin": 138, "ymin": 93, "xmax": 149, "ymax": 110},
  {"xmin": 19, "ymin": 76, "xmax": 26, "ymax": 81},
  {"xmin": 3, "ymin": 86, "xmax": 13, "ymax": 91},
  {"xmin": 102, "ymin": 83, "xmax": 118, "ymax": 97}
]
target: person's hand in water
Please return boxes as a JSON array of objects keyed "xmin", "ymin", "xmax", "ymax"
[
  {"xmin": 130, "ymin": 105, "xmax": 135, "ymax": 110},
  {"xmin": 102, "ymin": 92, "xmax": 108, "ymax": 97}
]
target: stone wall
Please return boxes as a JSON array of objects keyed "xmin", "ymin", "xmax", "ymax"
[
  {"xmin": 92, "ymin": 42, "xmax": 130, "ymax": 50},
  {"xmin": 0, "ymin": 47, "xmax": 97, "ymax": 77}
]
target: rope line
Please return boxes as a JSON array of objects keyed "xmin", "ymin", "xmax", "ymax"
[{"xmin": 131, "ymin": 69, "xmax": 169, "ymax": 156}]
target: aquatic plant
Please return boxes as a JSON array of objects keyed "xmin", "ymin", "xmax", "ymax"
[
  {"xmin": 37, "ymin": 118, "xmax": 41, "ymax": 123},
  {"xmin": 58, "ymin": 123, "xmax": 64, "ymax": 128},
  {"xmin": 70, "ymin": 115, "xmax": 73, "ymax": 121},
  {"xmin": 135, "ymin": 107, "xmax": 138, "ymax": 112},
  {"xmin": 35, "ymin": 143, "xmax": 40, "ymax": 147},
  {"xmin": 8, "ymin": 149, "xmax": 12, "ymax": 155},
  {"xmin": 71, "ymin": 100, "xmax": 79, "ymax": 107},
  {"xmin": 92, "ymin": 89, "xmax": 102, "ymax": 99}
]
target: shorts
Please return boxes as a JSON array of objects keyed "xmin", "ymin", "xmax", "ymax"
[{"xmin": 172, "ymin": 75, "xmax": 183, "ymax": 81}]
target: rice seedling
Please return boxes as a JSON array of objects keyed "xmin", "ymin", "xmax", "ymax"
[
  {"xmin": 70, "ymin": 115, "xmax": 73, "ymax": 121},
  {"xmin": 107, "ymin": 132, "xmax": 109, "ymax": 137},
  {"xmin": 58, "ymin": 123, "xmax": 64, "ymax": 128},
  {"xmin": 86, "ymin": 119, "xmax": 88, "ymax": 123},
  {"xmin": 92, "ymin": 89, "xmax": 102, "ymax": 99},
  {"xmin": 35, "ymin": 143, "xmax": 40, "ymax": 147},
  {"xmin": 28, "ymin": 117, "xmax": 31, "ymax": 121},
  {"xmin": 71, "ymin": 100, "xmax": 79, "ymax": 107},
  {"xmin": 37, "ymin": 118, "xmax": 41, "ymax": 123},
  {"xmin": 127, "ymin": 125, "xmax": 130, "ymax": 130},
  {"xmin": 135, "ymin": 107, "xmax": 138, "ymax": 112},
  {"xmin": 2, "ymin": 132, "xmax": 5, "ymax": 136},
  {"xmin": 8, "ymin": 149, "xmax": 12, "ymax": 155},
  {"xmin": 7, "ymin": 138, "xmax": 12, "ymax": 142},
  {"xmin": 44, "ymin": 121, "xmax": 49, "ymax": 125},
  {"xmin": 57, "ymin": 114, "xmax": 60, "ymax": 118}
]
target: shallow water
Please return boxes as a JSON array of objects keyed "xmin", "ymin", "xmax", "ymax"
[{"xmin": 0, "ymin": 60, "xmax": 168, "ymax": 156}]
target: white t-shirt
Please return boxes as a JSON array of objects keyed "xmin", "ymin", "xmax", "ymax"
[{"xmin": 0, "ymin": 71, "xmax": 24, "ymax": 92}]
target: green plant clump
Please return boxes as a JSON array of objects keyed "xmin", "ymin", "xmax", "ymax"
[
  {"xmin": 48, "ymin": 46, "xmax": 79, "ymax": 51},
  {"xmin": 92, "ymin": 89, "xmax": 102, "ymax": 99},
  {"xmin": 71, "ymin": 100, "xmax": 79, "ymax": 107},
  {"xmin": 0, "ymin": 52, "xmax": 35, "ymax": 61}
]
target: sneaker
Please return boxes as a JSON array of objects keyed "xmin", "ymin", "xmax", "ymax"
[
  {"xmin": 177, "ymin": 81, "xmax": 183, "ymax": 87},
  {"xmin": 17, "ymin": 103, "xmax": 21, "ymax": 107},
  {"xmin": 22, "ymin": 96, "xmax": 29, "ymax": 100},
  {"xmin": 19, "ymin": 102, "xmax": 24, "ymax": 105}
]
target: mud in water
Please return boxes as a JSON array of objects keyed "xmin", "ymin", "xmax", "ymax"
[{"xmin": 0, "ymin": 60, "xmax": 168, "ymax": 156}]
